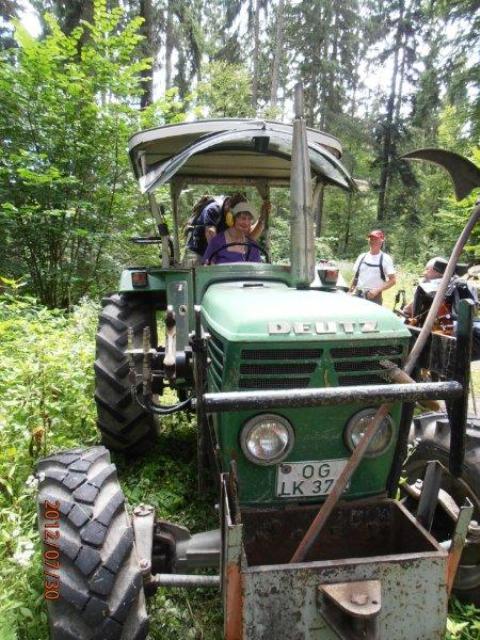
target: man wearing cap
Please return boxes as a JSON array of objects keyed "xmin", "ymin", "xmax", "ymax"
[
  {"xmin": 203, "ymin": 201, "xmax": 262, "ymax": 265},
  {"xmin": 349, "ymin": 230, "xmax": 396, "ymax": 305}
]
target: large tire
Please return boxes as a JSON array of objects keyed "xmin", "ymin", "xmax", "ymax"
[
  {"xmin": 95, "ymin": 293, "xmax": 157, "ymax": 455},
  {"xmin": 36, "ymin": 446, "xmax": 149, "ymax": 640},
  {"xmin": 405, "ymin": 412, "xmax": 480, "ymax": 605}
]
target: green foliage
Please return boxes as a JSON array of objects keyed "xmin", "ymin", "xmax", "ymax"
[
  {"xmin": 447, "ymin": 599, "xmax": 480, "ymax": 639},
  {"xmin": 0, "ymin": 294, "xmax": 222, "ymax": 638},
  {"xmin": 0, "ymin": 294, "xmax": 98, "ymax": 640},
  {"xmin": 116, "ymin": 408, "xmax": 223, "ymax": 639},
  {"xmin": 197, "ymin": 61, "xmax": 255, "ymax": 118},
  {"xmin": 0, "ymin": 0, "xmax": 151, "ymax": 307},
  {"xmin": 141, "ymin": 87, "xmax": 191, "ymax": 128},
  {"xmin": 0, "ymin": 294, "xmax": 479, "ymax": 638}
]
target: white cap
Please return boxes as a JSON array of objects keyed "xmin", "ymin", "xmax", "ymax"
[{"xmin": 231, "ymin": 201, "xmax": 256, "ymax": 218}]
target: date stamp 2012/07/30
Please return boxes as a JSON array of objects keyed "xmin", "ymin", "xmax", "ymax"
[{"xmin": 42, "ymin": 499, "xmax": 61, "ymax": 600}]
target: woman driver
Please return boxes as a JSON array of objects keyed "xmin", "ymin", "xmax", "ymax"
[{"xmin": 203, "ymin": 202, "xmax": 262, "ymax": 265}]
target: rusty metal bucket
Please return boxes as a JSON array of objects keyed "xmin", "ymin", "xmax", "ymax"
[{"xmin": 222, "ymin": 484, "xmax": 449, "ymax": 640}]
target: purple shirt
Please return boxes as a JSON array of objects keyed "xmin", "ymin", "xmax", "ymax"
[{"xmin": 203, "ymin": 232, "xmax": 261, "ymax": 264}]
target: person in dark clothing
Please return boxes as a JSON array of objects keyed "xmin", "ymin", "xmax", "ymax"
[
  {"xmin": 184, "ymin": 196, "xmax": 232, "ymax": 266},
  {"xmin": 403, "ymin": 257, "xmax": 480, "ymax": 359}
]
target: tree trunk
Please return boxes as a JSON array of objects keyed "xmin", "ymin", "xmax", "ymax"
[
  {"xmin": 139, "ymin": 0, "xmax": 154, "ymax": 109},
  {"xmin": 343, "ymin": 191, "xmax": 355, "ymax": 252},
  {"xmin": 165, "ymin": 1, "xmax": 174, "ymax": 90},
  {"xmin": 270, "ymin": 0, "xmax": 285, "ymax": 107},
  {"xmin": 60, "ymin": 0, "xmax": 93, "ymax": 36},
  {"xmin": 252, "ymin": 0, "xmax": 261, "ymax": 110},
  {"xmin": 326, "ymin": 6, "xmax": 338, "ymax": 129},
  {"xmin": 49, "ymin": 0, "xmax": 93, "ymax": 49},
  {"xmin": 376, "ymin": 0, "xmax": 404, "ymax": 222}
]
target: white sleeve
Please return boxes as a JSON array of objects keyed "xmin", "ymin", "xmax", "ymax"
[{"xmin": 383, "ymin": 253, "xmax": 396, "ymax": 275}]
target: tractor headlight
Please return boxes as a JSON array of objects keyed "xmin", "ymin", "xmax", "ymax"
[
  {"xmin": 240, "ymin": 414, "xmax": 294, "ymax": 465},
  {"xmin": 345, "ymin": 409, "xmax": 394, "ymax": 457}
]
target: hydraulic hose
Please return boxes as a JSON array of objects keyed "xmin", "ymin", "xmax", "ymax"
[{"xmin": 132, "ymin": 388, "xmax": 192, "ymax": 415}]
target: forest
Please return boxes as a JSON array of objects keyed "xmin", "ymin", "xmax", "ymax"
[
  {"xmin": 0, "ymin": 0, "xmax": 479, "ymax": 306},
  {"xmin": 0, "ymin": 1, "xmax": 480, "ymax": 639}
]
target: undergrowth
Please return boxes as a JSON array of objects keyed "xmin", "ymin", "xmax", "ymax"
[{"xmin": 0, "ymin": 292, "xmax": 478, "ymax": 639}]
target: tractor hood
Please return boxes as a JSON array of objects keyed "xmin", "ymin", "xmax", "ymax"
[
  {"xmin": 128, "ymin": 119, "xmax": 355, "ymax": 193},
  {"xmin": 201, "ymin": 281, "xmax": 410, "ymax": 342}
]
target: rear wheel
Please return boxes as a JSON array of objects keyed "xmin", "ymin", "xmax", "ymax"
[
  {"xmin": 95, "ymin": 293, "xmax": 157, "ymax": 455},
  {"xmin": 405, "ymin": 412, "xmax": 480, "ymax": 605},
  {"xmin": 36, "ymin": 446, "xmax": 149, "ymax": 639}
]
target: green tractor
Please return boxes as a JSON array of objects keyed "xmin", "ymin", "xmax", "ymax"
[{"xmin": 36, "ymin": 85, "xmax": 480, "ymax": 639}]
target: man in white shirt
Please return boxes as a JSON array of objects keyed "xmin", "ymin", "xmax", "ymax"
[{"xmin": 349, "ymin": 229, "xmax": 396, "ymax": 305}]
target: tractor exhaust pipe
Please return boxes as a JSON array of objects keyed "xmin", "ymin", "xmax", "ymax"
[{"xmin": 290, "ymin": 82, "xmax": 315, "ymax": 287}]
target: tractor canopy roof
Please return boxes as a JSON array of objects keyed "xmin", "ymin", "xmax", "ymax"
[{"xmin": 128, "ymin": 119, "xmax": 355, "ymax": 193}]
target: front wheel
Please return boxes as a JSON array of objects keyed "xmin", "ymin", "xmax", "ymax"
[
  {"xmin": 405, "ymin": 412, "xmax": 480, "ymax": 605},
  {"xmin": 36, "ymin": 447, "xmax": 149, "ymax": 639},
  {"xmin": 95, "ymin": 293, "xmax": 157, "ymax": 455}
]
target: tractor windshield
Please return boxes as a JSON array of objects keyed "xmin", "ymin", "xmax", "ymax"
[{"xmin": 128, "ymin": 120, "xmax": 356, "ymax": 267}]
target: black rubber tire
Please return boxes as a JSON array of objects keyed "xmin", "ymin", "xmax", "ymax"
[
  {"xmin": 405, "ymin": 412, "xmax": 480, "ymax": 605},
  {"xmin": 95, "ymin": 293, "xmax": 157, "ymax": 455},
  {"xmin": 36, "ymin": 446, "xmax": 149, "ymax": 640}
]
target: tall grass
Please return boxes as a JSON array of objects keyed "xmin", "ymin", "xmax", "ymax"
[{"xmin": 0, "ymin": 292, "xmax": 477, "ymax": 639}]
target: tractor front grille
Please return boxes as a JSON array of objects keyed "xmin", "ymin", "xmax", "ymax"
[
  {"xmin": 334, "ymin": 358, "xmax": 402, "ymax": 373},
  {"xmin": 331, "ymin": 344, "xmax": 405, "ymax": 387},
  {"xmin": 240, "ymin": 363, "xmax": 316, "ymax": 375},
  {"xmin": 207, "ymin": 332, "xmax": 225, "ymax": 390},
  {"xmin": 206, "ymin": 334, "xmax": 406, "ymax": 392},
  {"xmin": 239, "ymin": 377, "xmax": 311, "ymax": 390},
  {"xmin": 336, "ymin": 374, "xmax": 387, "ymax": 386},
  {"xmin": 330, "ymin": 345, "xmax": 403, "ymax": 359},
  {"xmin": 241, "ymin": 349, "xmax": 323, "ymax": 360},
  {"xmin": 239, "ymin": 348, "xmax": 322, "ymax": 390}
]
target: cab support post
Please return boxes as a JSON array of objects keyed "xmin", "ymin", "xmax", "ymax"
[{"xmin": 447, "ymin": 298, "xmax": 474, "ymax": 476}]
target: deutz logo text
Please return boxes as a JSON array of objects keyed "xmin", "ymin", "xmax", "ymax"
[{"xmin": 268, "ymin": 321, "xmax": 379, "ymax": 335}]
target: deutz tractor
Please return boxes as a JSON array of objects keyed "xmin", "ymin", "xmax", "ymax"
[{"xmin": 36, "ymin": 85, "xmax": 480, "ymax": 639}]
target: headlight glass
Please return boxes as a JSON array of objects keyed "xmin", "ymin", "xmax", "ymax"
[
  {"xmin": 240, "ymin": 414, "xmax": 294, "ymax": 465},
  {"xmin": 345, "ymin": 409, "xmax": 394, "ymax": 457}
]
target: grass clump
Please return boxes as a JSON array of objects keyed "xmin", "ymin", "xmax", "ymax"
[{"xmin": 0, "ymin": 294, "xmax": 98, "ymax": 640}]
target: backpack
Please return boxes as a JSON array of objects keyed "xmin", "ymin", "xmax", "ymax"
[
  {"xmin": 446, "ymin": 279, "xmax": 477, "ymax": 319},
  {"xmin": 184, "ymin": 196, "xmax": 217, "ymax": 236},
  {"xmin": 354, "ymin": 252, "xmax": 386, "ymax": 283}
]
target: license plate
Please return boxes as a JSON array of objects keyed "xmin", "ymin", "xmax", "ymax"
[{"xmin": 276, "ymin": 460, "xmax": 348, "ymax": 498}]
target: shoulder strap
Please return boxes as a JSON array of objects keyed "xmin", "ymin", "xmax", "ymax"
[
  {"xmin": 379, "ymin": 252, "xmax": 386, "ymax": 281},
  {"xmin": 354, "ymin": 253, "xmax": 366, "ymax": 283}
]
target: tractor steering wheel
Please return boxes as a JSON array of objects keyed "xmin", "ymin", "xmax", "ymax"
[{"xmin": 206, "ymin": 241, "xmax": 270, "ymax": 265}]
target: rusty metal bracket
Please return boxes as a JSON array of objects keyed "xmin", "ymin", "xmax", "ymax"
[
  {"xmin": 402, "ymin": 477, "xmax": 480, "ymax": 542},
  {"xmin": 416, "ymin": 460, "xmax": 443, "ymax": 532},
  {"xmin": 447, "ymin": 498, "xmax": 474, "ymax": 595},
  {"xmin": 379, "ymin": 359, "xmax": 440, "ymax": 411},
  {"xmin": 163, "ymin": 305, "xmax": 176, "ymax": 380},
  {"xmin": 150, "ymin": 573, "xmax": 220, "ymax": 588},
  {"xmin": 318, "ymin": 580, "xmax": 381, "ymax": 640},
  {"xmin": 132, "ymin": 504, "xmax": 155, "ymax": 581},
  {"xmin": 191, "ymin": 305, "xmax": 210, "ymax": 491}
]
